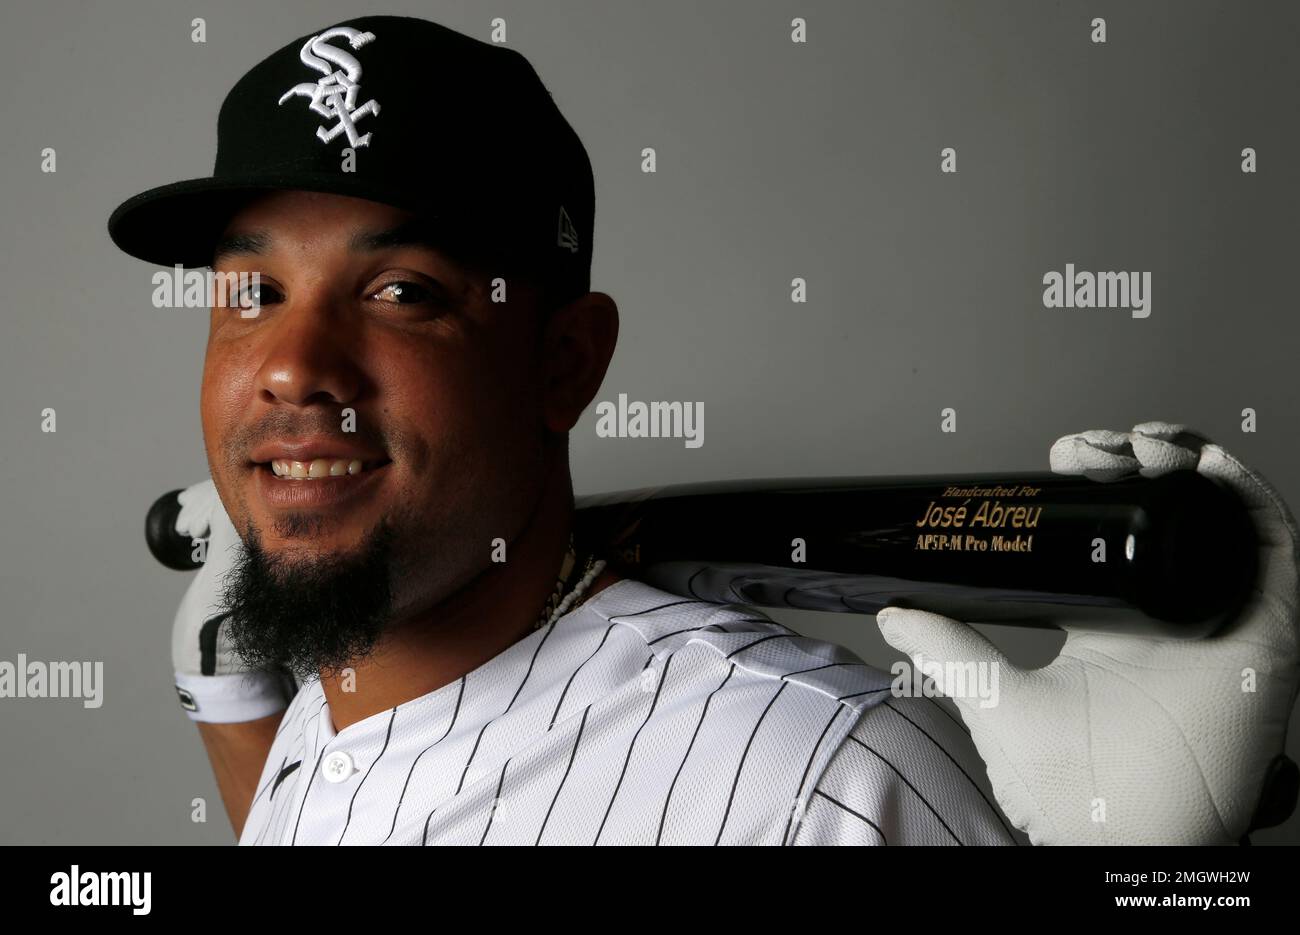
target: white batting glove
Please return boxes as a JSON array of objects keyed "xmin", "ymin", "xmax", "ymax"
[
  {"xmin": 171, "ymin": 479, "xmax": 296, "ymax": 723},
  {"xmin": 876, "ymin": 421, "xmax": 1300, "ymax": 844}
]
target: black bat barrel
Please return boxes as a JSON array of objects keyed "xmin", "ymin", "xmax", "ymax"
[{"xmin": 573, "ymin": 471, "xmax": 1258, "ymax": 639}]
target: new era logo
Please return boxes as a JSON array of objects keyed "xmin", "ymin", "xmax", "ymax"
[{"xmin": 557, "ymin": 205, "xmax": 579, "ymax": 254}]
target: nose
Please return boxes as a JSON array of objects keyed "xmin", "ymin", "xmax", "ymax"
[{"xmin": 252, "ymin": 295, "xmax": 363, "ymax": 409}]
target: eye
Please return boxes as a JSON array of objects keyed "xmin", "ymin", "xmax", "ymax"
[
  {"xmin": 369, "ymin": 279, "xmax": 438, "ymax": 305},
  {"xmin": 234, "ymin": 280, "xmax": 284, "ymax": 311}
]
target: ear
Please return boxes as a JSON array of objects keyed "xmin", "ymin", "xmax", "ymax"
[{"xmin": 540, "ymin": 291, "xmax": 619, "ymax": 434}]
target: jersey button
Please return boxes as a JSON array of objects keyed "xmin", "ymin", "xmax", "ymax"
[{"xmin": 322, "ymin": 750, "xmax": 356, "ymax": 783}]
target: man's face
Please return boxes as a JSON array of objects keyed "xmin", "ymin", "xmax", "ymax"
[{"xmin": 201, "ymin": 190, "xmax": 554, "ymax": 668}]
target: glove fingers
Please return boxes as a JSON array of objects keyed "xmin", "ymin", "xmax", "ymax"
[
  {"xmin": 171, "ymin": 483, "xmax": 248, "ymax": 677},
  {"xmin": 175, "ymin": 479, "xmax": 219, "ymax": 539},
  {"xmin": 1129, "ymin": 420, "xmax": 1192, "ymax": 441},
  {"xmin": 1129, "ymin": 431, "xmax": 1201, "ymax": 477},
  {"xmin": 1048, "ymin": 431, "xmax": 1140, "ymax": 481},
  {"xmin": 1051, "ymin": 423, "xmax": 1208, "ymax": 480}
]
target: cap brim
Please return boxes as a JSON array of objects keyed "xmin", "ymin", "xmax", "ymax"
[{"xmin": 107, "ymin": 172, "xmax": 444, "ymax": 268}]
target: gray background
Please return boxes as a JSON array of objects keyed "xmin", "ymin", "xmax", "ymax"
[{"xmin": 1, "ymin": 0, "xmax": 1296, "ymax": 844}]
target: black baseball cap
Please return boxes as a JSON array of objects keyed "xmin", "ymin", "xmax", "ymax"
[{"xmin": 107, "ymin": 14, "xmax": 594, "ymax": 298}]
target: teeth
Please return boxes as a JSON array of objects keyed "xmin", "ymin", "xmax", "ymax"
[{"xmin": 270, "ymin": 458, "xmax": 370, "ymax": 479}]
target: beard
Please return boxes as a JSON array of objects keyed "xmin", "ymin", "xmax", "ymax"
[{"xmin": 221, "ymin": 515, "xmax": 399, "ymax": 679}]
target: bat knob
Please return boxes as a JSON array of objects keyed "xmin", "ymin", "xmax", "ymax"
[{"xmin": 145, "ymin": 489, "xmax": 205, "ymax": 571}]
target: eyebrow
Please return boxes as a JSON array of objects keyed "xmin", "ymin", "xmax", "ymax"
[
  {"xmin": 348, "ymin": 219, "xmax": 449, "ymax": 254},
  {"xmin": 210, "ymin": 220, "xmax": 470, "ymax": 267},
  {"xmin": 210, "ymin": 231, "xmax": 271, "ymax": 265}
]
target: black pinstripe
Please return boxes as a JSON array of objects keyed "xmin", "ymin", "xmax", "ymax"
[
  {"xmin": 260, "ymin": 697, "xmax": 326, "ymax": 846},
  {"xmin": 289, "ymin": 744, "xmax": 329, "ymax": 846},
  {"xmin": 725, "ymin": 633, "xmax": 793, "ymax": 659},
  {"xmin": 594, "ymin": 653, "xmax": 672, "ymax": 844},
  {"xmin": 454, "ymin": 621, "xmax": 560, "ymax": 795},
  {"xmin": 879, "ymin": 698, "xmax": 1017, "ymax": 842},
  {"xmin": 337, "ymin": 706, "xmax": 397, "ymax": 845},
  {"xmin": 847, "ymin": 733, "xmax": 963, "ymax": 845},
  {"xmin": 535, "ymin": 704, "xmax": 592, "ymax": 844},
  {"xmin": 385, "ymin": 676, "xmax": 465, "ymax": 843},
  {"xmin": 813, "ymin": 789, "xmax": 888, "ymax": 844},
  {"xmin": 478, "ymin": 759, "xmax": 511, "ymax": 845},
  {"xmin": 656, "ymin": 664, "xmax": 735, "ymax": 845},
  {"xmin": 548, "ymin": 624, "xmax": 617, "ymax": 729},
  {"xmin": 713, "ymin": 681, "xmax": 788, "ymax": 845},
  {"xmin": 781, "ymin": 704, "xmax": 847, "ymax": 845}
]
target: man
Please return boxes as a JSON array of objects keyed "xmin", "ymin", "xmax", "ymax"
[{"xmin": 110, "ymin": 15, "xmax": 1298, "ymax": 845}]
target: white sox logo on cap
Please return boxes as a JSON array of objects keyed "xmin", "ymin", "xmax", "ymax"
[{"xmin": 277, "ymin": 26, "xmax": 381, "ymax": 150}]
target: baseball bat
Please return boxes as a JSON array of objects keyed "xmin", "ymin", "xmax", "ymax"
[{"xmin": 146, "ymin": 470, "xmax": 1257, "ymax": 639}]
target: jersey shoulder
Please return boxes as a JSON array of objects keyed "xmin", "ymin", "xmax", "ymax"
[
  {"xmin": 580, "ymin": 576, "xmax": 905, "ymax": 843},
  {"xmin": 583, "ymin": 576, "xmax": 895, "ymax": 714},
  {"xmin": 793, "ymin": 693, "xmax": 1026, "ymax": 846}
]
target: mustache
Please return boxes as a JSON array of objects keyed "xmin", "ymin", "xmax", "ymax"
[{"xmin": 225, "ymin": 411, "xmax": 389, "ymax": 461}]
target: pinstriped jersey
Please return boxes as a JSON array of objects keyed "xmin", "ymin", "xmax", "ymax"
[{"xmin": 238, "ymin": 577, "xmax": 1020, "ymax": 845}]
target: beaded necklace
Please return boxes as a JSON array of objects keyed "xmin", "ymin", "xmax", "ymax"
[{"xmin": 532, "ymin": 532, "xmax": 607, "ymax": 631}]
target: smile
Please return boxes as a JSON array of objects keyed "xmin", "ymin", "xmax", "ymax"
[
  {"xmin": 251, "ymin": 458, "xmax": 391, "ymax": 511},
  {"xmin": 267, "ymin": 458, "xmax": 385, "ymax": 479}
]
